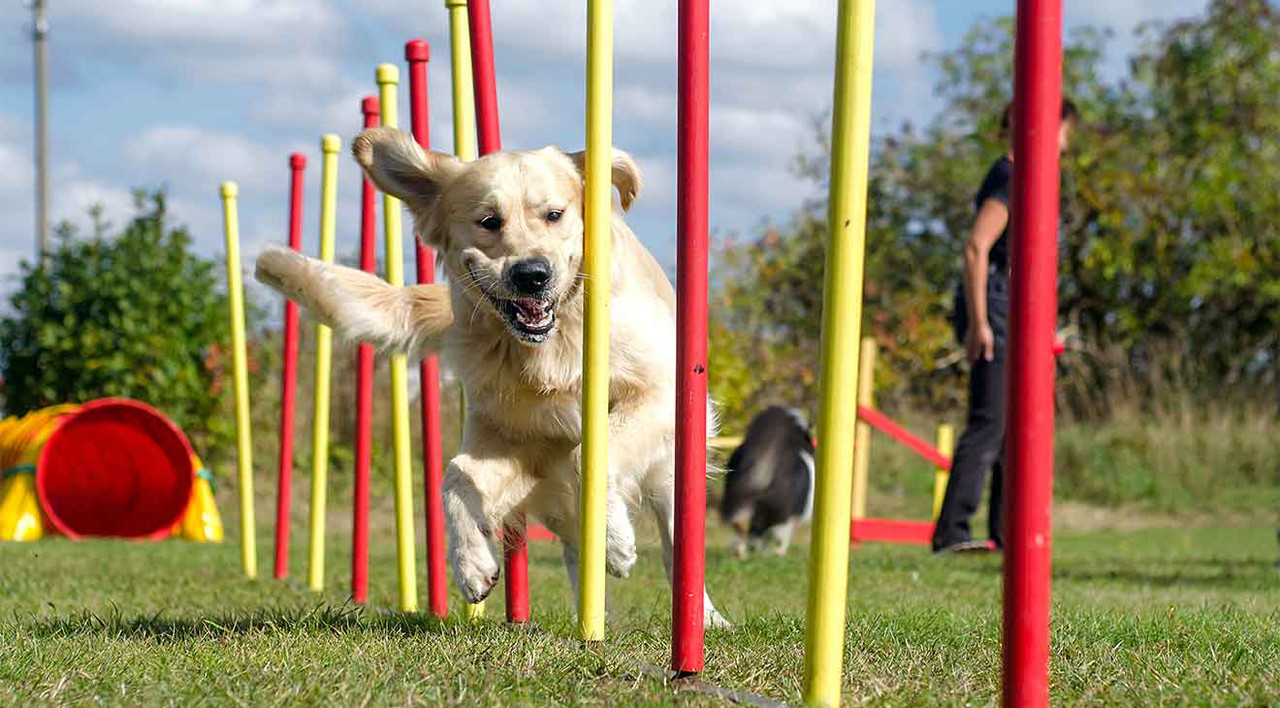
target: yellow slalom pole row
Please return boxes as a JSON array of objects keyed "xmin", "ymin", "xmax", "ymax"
[
  {"xmin": 932, "ymin": 425, "xmax": 954, "ymax": 521},
  {"xmin": 803, "ymin": 0, "xmax": 876, "ymax": 704},
  {"xmin": 445, "ymin": 0, "xmax": 485, "ymax": 621},
  {"xmin": 577, "ymin": 0, "xmax": 612, "ymax": 643},
  {"xmin": 850, "ymin": 337, "xmax": 876, "ymax": 521},
  {"xmin": 220, "ymin": 181, "xmax": 257, "ymax": 580},
  {"xmin": 308, "ymin": 135, "xmax": 340, "ymax": 592},
  {"xmin": 377, "ymin": 64, "xmax": 420, "ymax": 614}
]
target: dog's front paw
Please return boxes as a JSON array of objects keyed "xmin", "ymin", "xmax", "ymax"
[
  {"xmin": 604, "ymin": 496, "xmax": 637, "ymax": 578},
  {"xmin": 452, "ymin": 538, "xmax": 501, "ymax": 604},
  {"xmin": 254, "ymin": 246, "xmax": 311, "ymax": 298},
  {"xmin": 605, "ymin": 536, "xmax": 637, "ymax": 579}
]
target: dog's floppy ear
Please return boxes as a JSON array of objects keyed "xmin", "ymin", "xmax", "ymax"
[
  {"xmin": 564, "ymin": 147, "xmax": 643, "ymax": 211},
  {"xmin": 352, "ymin": 126, "xmax": 463, "ymax": 221}
]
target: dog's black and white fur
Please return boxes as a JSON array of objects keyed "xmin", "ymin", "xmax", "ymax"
[{"xmin": 719, "ymin": 406, "xmax": 816, "ymax": 557}]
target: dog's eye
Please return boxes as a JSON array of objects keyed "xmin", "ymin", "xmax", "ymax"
[
  {"xmin": 546, "ymin": 210, "xmax": 563, "ymax": 223},
  {"xmin": 478, "ymin": 215, "xmax": 503, "ymax": 232}
]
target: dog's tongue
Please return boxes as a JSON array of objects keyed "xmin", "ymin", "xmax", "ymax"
[{"xmin": 515, "ymin": 299, "xmax": 543, "ymax": 319}]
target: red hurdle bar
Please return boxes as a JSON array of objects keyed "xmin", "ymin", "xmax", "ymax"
[
  {"xmin": 274, "ymin": 152, "xmax": 306, "ymax": 581},
  {"xmin": 405, "ymin": 38, "xmax": 450, "ymax": 621},
  {"xmin": 351, "ymin": 97, "xmax": 379, "ymax": 605},
  {"xmin": 849, "ymin": 518, "xmax": 934, "ymax": 545},
  {"xmin": 1004, "ymin": 0, "xmax": 1062, "ymax": 704},
  {"xmin": 856, "ymin": 406, "xmax": 952, "ymax": 471}
]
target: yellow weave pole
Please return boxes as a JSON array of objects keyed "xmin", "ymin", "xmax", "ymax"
[
  {"xmin": 931, "ymin": 424, "xmax": 954, "ymax": 521},
  {"xmin": 377, "ymin": 64, "xmax": 420, "ymax": 613},
  {"xmin": 445, "ymin": 0, "xmax": 484, "ymax": 621},
  {"xmin": 307, "ymin": 135, "xmax": 340, "ymax": 592},
  {"xmin": 577, "ymin": 0, "xmax": 612, "ymax": 643},
  {"xmin": 220, "ymin": 181, "xmax": 257, "ymax": 580},
  {"xmin": 850, "ymin": 337, "xmax": 876, "ymax": 521},
  {"xmin": 802, "ymin": 0, "xmax": 876, "ymax": 703}
]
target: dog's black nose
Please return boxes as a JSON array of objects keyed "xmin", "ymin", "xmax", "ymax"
[{"xmin": 510, "ymin": 258, "xmax": 552, "ymax": 295}]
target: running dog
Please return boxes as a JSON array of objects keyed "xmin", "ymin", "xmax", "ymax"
[
  {"xmin": 254, "ymin": 127, "xmax": 727, "ymax": 627},
  {"xmin": 720, "ymin": 406, "xmax": 815, "ymax": 557}
]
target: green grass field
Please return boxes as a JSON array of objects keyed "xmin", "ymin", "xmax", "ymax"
[{"xmin": 2, "ymin": 509, "xmax": 1278, "ymax": 706}]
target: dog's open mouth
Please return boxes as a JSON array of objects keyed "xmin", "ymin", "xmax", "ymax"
[{"xmin": 495, "ymin": 297, "xmax": 556, "ymax": 342}]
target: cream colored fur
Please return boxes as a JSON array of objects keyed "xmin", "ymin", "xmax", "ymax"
[{"xmin": 254, "ymin": 127, "xmax": 726, "ymax": 628}]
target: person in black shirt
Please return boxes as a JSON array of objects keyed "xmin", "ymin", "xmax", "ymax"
[{"xmin": 932, "ymin": 99, "xmax": 1078, "ymax": 554}]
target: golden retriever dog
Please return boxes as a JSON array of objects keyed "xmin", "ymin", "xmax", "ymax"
[{"xmin": 254, "ymin": 127, "xmax": 727, "ymax": 628}]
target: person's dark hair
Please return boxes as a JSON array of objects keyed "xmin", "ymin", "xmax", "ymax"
[{"xmin": 1000, "ymin": 98, "xmax": 1078, "ymax": 136}]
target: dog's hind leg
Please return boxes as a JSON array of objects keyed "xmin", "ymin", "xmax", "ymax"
[
  {"xmin": 646, "ymin": 483, "xmax": 731, "ymax": 630},
  {"xmin": 727, "ymin": 509, "xmax": 751, "ymax": 559},
  {"xmin": 534, "ymin": 508, "xmax": 582, "ymax": 608},
  {"xmin": 772, "ymin": 520, "xmax": 797, "ymax": 557}
]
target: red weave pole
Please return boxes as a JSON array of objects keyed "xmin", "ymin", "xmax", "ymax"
[
  {"xmin": 1004, "ymin": 0, "xmax": 1062, "ymax": 704},
  {"xmin": 351, "ymin": 97, "xmax": 380, "ymax": 605},
  {"xmin": 406, "ymin": 39, "xmax": 449, "ymax": 620},
  {"xmin": 855, "ymin": 406, "xmax": 952, "ymax": 471},
  {"xmin": 466, "ymin": 0, "xmax": 530, "ymax": 624},
  {"xmin": 467, "ymin": 0, "xmax": 502, "ymax": 156},
  {"xmin": 274, "ymin": 152, "xmax": 306, "ymax": 580},
  {"xmin": 672, "ymin": 0, "xmax": 710, "ymax": 675}
]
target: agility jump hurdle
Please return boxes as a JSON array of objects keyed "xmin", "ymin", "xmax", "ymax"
[
  {"xmin": 850, "ymin": 337, "xmax": 954, "ymax": 546},
  {"xmin": 218, "ymin": 0, "xmax": 1061, "ymax": 702}
]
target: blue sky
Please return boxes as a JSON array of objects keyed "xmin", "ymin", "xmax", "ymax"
[{"xmin": 0, "ymin": 0, "xmax": 1208, "ymax": 308}]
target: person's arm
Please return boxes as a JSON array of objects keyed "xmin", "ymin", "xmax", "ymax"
[{"xmin": 962, "ymin": 198, "xmax": 1009, "ymax": 361}]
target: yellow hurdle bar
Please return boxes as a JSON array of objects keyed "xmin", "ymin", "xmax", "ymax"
[
  {"xmin": 377, "ymin": 64, "xmax": 420, "ymax": 613},
  {"xmin": 802, "ymin": 0, "xmax": 876, "ymax": 704},
  {"xmin": 577, "ymin": 0, "xmax": 613, "ymax": 642},
  {"xmin": 220, "ymin": 181, "xmax": 257, "ymax": 580},
  {"xmin": 445, "ymin": 0, "xmax": 484, "ymax": 621},
  {"xmin": 308, "ymin": 135, "xmax": 340, "ymax": 592},
  {"xmin": 850, "ymin": 337, "xmax": 876, "ymax": 521},
  {"xmin": 932, "ymin": 424, "xmax": 954, "ymax": 521}
]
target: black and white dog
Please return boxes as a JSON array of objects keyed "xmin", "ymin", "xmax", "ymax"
[{"xmin": 719, "ymin": 406, "xmax": 816, "ymax": 558}]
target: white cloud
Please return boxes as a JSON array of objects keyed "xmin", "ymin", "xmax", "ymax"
[
  {"xmin": 122, "ymin": 125, "xmax": 295, "ymax": 193},
  {"xmin": 11, "ymin": 0, "xmax": 348, "ymax": 89}
]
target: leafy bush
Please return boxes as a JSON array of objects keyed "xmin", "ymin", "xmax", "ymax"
[{"xmin": 0, "ymin": 190, "xmax": 232, "ymax": 452}]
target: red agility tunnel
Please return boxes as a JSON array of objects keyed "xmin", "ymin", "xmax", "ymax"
[{"xmin": 35, "ymin": 398, "xmax": 195, "ymax": 540}]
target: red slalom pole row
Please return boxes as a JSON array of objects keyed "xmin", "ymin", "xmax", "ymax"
[
  {"xmin": 274, "ymin": 152, "xmax": 306, "ymax": 581},
  {"xmin": 1003, "ymin": 0, "xmax": 1062, "ymax": 704},
  {"xmin": 351, "ymin": 96, "xmax": 380, "ymax": 605},
  {"xmin": 466, "ymin": 0, "xmax": 530, "ymax": 625},
  {"xmin": 672, "ymin": 0, "xmax": 710, "ymax": 675},
  {"xmin": 405, "ymin": 39, "xmax": 450, "ymax": 620}
]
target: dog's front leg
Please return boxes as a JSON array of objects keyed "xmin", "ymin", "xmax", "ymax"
[
  {"xmin": 442, "ymin": 439, "xmax": 534, "ymax": 604},
  {"xmin": 570, "ymin": 455, "xmax": 638, "ymax": 580}
]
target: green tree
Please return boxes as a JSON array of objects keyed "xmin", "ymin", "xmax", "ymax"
[{"xmin": 0, "ymin": 189, "xmax": 234, "ymax": 452}]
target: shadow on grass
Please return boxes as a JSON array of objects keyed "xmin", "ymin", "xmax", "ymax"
[
  {"xmin": 16, "ymin": 602, "xmax": 469, "ymax": 643},
  {"xmin": 938, "ymin": 552, "xmax": 1280, "ymax": 589}
]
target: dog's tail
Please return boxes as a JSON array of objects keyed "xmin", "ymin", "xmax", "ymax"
[{"xmin": 255, "ymin": 246, "xmax": 453, "ymax": 355}]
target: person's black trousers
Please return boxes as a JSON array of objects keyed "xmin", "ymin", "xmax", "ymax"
[{"xmin": 933, "ymin": 269, "xmax": 1009, "ymax": 551}]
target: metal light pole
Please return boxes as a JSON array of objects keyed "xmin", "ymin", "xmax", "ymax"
[{"xmin": 32, "ymin": 0, "xmax": 50, "ymax": 265}]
